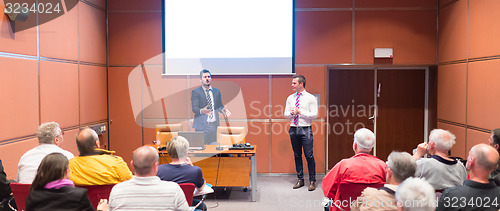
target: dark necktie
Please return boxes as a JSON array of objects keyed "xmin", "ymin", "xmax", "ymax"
[{"xmin": 206, "ymin": 89, "xmax": 213, "ymax": 119}]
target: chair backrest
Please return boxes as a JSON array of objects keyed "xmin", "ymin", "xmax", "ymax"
[
  {"xmin": 178, "ymin": 183, "xmax": 195, "ymax": 205},
  {"xmin": 156, "ymin": 124, "xmax": 183, "ymax": 145},
  {"xmin": 331, "ymin": 182, "xmax": 384, "ymax": 211},
  {"xmin": 10, "ymin": 183, "xmax": 31, "ymax": 211},
  {"xmin": 77, "ymin": 184, "xmax": 115, "ymax": 209},
  {"xmin": 217, "ymin": 126, "xmax": 246, "ymax": 145}
]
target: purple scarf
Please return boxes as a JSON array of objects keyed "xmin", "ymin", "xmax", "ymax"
[{"xmin": 44, "ymin": 179, "xmax": 75, "ymax": 189}]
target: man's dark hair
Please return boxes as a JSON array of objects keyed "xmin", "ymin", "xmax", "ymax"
[
  {"xmin": 76, "ymin": 128, "xmax": 98, "ymax": 156},
  {"xmin": 492, "ymin": 128, "xmax": 500, "ymax": 152},
  {"xmin": 293, "ymin": 75, "xmax": 306, "ymax": 88},
  {"xmin": 199, "ymin": 69, "xmax": 211, "ymax": 79}
]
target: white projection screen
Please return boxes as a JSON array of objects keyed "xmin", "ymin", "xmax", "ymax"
[{"xmin": 163, "ymin": 0, "xmax": 294, "ymax": 75}]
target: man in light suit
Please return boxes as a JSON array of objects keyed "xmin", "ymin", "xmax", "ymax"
[{"xmin": 191, "ymin": 69, "xmax": 231, "ymax": 145}]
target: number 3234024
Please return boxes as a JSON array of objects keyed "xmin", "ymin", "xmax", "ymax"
[{"xmin": 4, "ymin": 2, "xmax": 62, "ymax": 14}]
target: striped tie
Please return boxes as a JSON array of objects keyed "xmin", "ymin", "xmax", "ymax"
[
  {"xmin": 206, "ymin": 89, "xmax": 213, "ymax": 120},
  {"xmin": 293, "ymin": 93, "xmax": 301, "ymax": 125}
]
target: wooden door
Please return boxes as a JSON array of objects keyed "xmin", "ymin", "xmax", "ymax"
[
  {"xmin": 375, "ymin": 69, "xmax": 425, "ymax": 161},
  {"xmin": 327, "ymin": 68, "xmax": 427, "ymax": 169},
  {"xmin": 328, "ymin": 69, "xmax": 375, "ymax": 168}
]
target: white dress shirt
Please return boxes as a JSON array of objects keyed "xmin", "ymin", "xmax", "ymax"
[
  {"xmin": 17, "ymin": 144, "xmax": 74, "ymax": 183},
  {"xmin": 284, "ymin": 90, "xmax": 318, "ymax": 127}
]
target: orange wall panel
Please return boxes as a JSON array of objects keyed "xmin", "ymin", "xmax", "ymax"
[
  {"xmin": 79, "ymin": 3, "xmax": 106, "ymax": 64},
  {"xmin": 437, "ymin": 122, "xmax": 466, "ymax": 159},
  {"xmin": 39, "ymin": 3, "xmax": 78, "ymax": 61},
  {"xmin": 80, "ymin": 65, "xmax": 107, "ymax": 124},
  {"xmin": 271, "ymin": 122, "xmax": 296, "ymax": 173},
  {"xmin": 438, "ymin": 0, "xmax": 467, "ymax": 63},
  {"xmin": 296, "ymin": 67, "xmax": 326, "ymax": 118},
  {"xmin": 295, "ymin": 0, "xmax": 352, "ymax": 8},
  {"xmin": 295, "ymin": 11, "xmax": 352, "ymax": 64},
  {"xmin": 437, "ymin": 64, "xmax": 466, "ymax": 123},
  {"xmin": 469, "ymin": 0, "xmax": 500, "ymax": 59},
  {"xmin": 0, "ymin": 58, "xmax": 39, "ymax": 141},
  {"xmin": 39, "ymin": 61, "xmax": 79, "ymax": 128},
  {"xmin": 246, "ymin": 122, "xmax": 270, "ymax": 173},
  {"xmin": 355, "ymin": 10, "xmax": 437, "ymax": 64},
  {"xmin": 271, "ymin": 75, "xmax": 294, "ymax": 119},
  {"xmin": 61, "ymin": 128, "xmax": 79, "ymax": 157},
  {"xmin": 271, "ymin": 121, "xmax": 325, "ymax": 174},
  {"xmin": 356, "ymin": 0, "xmax": 437, "ymax": 8},
  {"xmin": 108, "ymin": 13, "xmax": 162, "ymax": 66},
  {"xmin": 109, "ymin": 67, "xmax": 145, "ymax": 168},
  {"xmin": 0, "ymin": 0, "xmax": 37, "ymax": 56},
  {"xmin": 466, "ymin": 129, "xmax": 491, "ymax": 158},
  {"xmin": 217, "ymin": 75, "xmax": 270, "ymax": 120},
  {"xmin": 0, "ymin": 138, "xmax": 39, "ymax": 180},
  {"xmin": 467, "ymin": 60, "xmax": 500, "ymax": 130}
]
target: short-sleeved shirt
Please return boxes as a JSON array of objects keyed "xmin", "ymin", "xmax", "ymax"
[{"xmin": 157, "ymin": 164, "xmax": 205, "ymax": 188}]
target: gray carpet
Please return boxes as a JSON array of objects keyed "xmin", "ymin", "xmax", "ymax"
[{"xmin": 203, "ymin": 174, "xmax": 326, "ymax": 211}]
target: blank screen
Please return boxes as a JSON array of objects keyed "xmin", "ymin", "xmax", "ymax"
[{"xmin": 163, "ymin": 0, "xmax": 293, "ymax": 75}]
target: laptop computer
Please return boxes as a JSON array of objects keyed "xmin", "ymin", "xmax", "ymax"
[{"xmin": 178, "ymin": 132, "xmax": 206, "ymax": 150}]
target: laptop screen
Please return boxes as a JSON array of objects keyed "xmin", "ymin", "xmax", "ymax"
[{"xmin": 177, "ymin": 132, "xmax": 205, "ymax": 148}]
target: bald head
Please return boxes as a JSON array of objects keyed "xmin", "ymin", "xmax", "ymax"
[
  {"xmin": 76, "ymin": 128, "xmax": 99, "ymax": 155},
  {"xmin": 469, "ymin": 144, "xmax": 499, "ymax": 172},
  {"xmin": 132, "ymin": 146, "xmax": 159, "ymax": 176}
]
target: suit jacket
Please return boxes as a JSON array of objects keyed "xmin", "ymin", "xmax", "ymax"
[
  {"xmin": 191, "ymin": 86, "xmax": 224, "ymax": 130},
  {"xmin": 26, "ymin": 186, "xmax": 95, "ymax": 211}
]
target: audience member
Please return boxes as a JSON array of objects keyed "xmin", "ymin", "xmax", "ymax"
[
  {"xmin": 69, "ymin": 128, "xmax": 132, "ymax": 185},
  {"xmin": 17, "ymin": 122, "xmax": 74, "ymax": 183},
  {"xmin": 488, "ymin": 128, "xmax": 500, "ymax": 185},
  {"xmin": 109, "ymin": 146, "xmax": 189, "ymax": 211},
  {"xmin": 396, "ymin": 177, "xmax": 436, "ymax": 211},
  {"xmin": 437, "ymin": 144, "xmax": 500, "ymax": 211},
  {"xmin": 322, "ymin": 128, "xmax": 387, "ymax": 210},
  {"xmin": 413, "ymin": 129, "xmax": 467, "ymax": 190},
  {"xmin": 26, "ymin": 153, "xmax": 108, "ymax": 211},
  {"xmin": 157, "ymin": 136, "xmax": 206, "ymax": 210},
  {"xmin": 351, "ymin": 151, "xmax": 417, "ymax": 211},
  {"xmin": 0, "ymin": 159, "xmax": 12, "ymax": 208}
]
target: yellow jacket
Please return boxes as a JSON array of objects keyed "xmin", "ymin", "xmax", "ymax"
[{"xmin": 69, "ymin": 149, "xmax": 132, "ymax": 186}]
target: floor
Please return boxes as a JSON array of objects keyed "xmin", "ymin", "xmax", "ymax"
[{"xmin": 203, "ymin": 174, "xmax": 326, "ymax": 211}]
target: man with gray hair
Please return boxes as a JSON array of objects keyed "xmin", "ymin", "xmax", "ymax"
[
  {"xmin": 412, "ymin": 129, "xmax": 467, "ymax": 191},
  {"xmin": 322, "ymin": 128, "xmax": 387, "ymax": 210},
  {"xmin": 396, "ymin": 177, "xmax": 436, "ymax": 211},
  {"xmin": 109, "ymin": 146, "xmax": 189, "ymax": 210},
  {"xmin": 17, "ymin": 122, "xmax": 74, "ymax": 183},
  {"xmin": 69, "ymin": 127, "xmax": 132, "ymax": 185},
  {"xmin": 351, "ymin": 151, "xmax": 417, "ymax": 211},
  {"xmin": 437, "ymin": 144, "xmax": 500, "ymax": 211}
]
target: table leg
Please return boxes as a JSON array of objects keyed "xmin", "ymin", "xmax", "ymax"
[{"xmin": 250, "ymin": 154, "xmax": 257, "ymax": 202}]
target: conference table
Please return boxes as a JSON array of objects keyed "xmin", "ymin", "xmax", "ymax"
[{"xmin": 156, "ymin": 145, "xmax": 257, "ymax": 201}]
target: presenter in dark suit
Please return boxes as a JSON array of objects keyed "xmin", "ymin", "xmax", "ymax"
[{"xmin": 192, "ymin": 69, "xmax": 231, "ymax": 145}]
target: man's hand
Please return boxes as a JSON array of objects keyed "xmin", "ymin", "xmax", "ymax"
[
  {"xmin": 222, "ymin": 107, "xmax": 231, "ymax": 117},
  {"xmin": 413, "ymin": 142, "xmax": 428, "ymax": 160},
  {"xmin": 200, "ymin": 105, "xmax": 213, "ymax": 115},
  {"xmin": 291, "ymin": 107, "xmax": 301, "ymax": 116}
]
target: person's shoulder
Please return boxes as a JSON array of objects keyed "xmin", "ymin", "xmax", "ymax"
[{"xmin": 192, "ymin": 86, "xmax": 203, "ymax": 94}]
